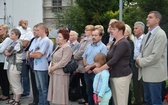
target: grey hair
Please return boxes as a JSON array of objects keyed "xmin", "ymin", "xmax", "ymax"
[
  {"xmin": 134, "ymin": 21, "xmax": 145, "ymax": 32},
  {"xmin": 70, "ymin": 30, "xmax": 78, "ymax": 38},
  {"xmin": 149, "ymin": 11, "xmax": 162, "ymax": 23}
]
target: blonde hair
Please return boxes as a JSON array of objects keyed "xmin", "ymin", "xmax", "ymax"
[
  {"xmin": 125, "ymin": 24, "xmax": 134, "ymax": 42},
  {"xmin": 94, "ymin": 53, "xmax": 107, "ymax": 66},
  {"xmin": 0, "ymin": 24, "xmax": 9, "ymax": 34},
  {"xmin": 85, "ymin": 25, "xmax": 95, "ymax": 31},
  {"xmin": 95, "ymin": 25, "xmax": 105, "ymax": 35}
]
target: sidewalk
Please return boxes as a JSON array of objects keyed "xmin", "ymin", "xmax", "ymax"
[
  {"xmin": 0, "ymin": 89, "xmax": 79, "ymax": 105},
  {"xmin": 0, "ymin": 96, "xmax": 79, "ymax": 105}
]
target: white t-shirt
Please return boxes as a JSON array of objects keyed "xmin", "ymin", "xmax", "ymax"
[
  {"xmin": 17, "ymin": 26, "xmax": 34, "ymax": 59},
  {"xmin": 33, "ymin": 37, "xmax": 50, "ymax": 71}
]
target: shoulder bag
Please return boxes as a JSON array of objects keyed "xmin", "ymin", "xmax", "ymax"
[{"xmin": 63, "ymin": 57, "xmax": 78, "ymax": 73}]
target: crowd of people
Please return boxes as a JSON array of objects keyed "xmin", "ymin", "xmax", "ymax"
[{"xmin": 0, "ymin": 10, "xmax": 167, "ymax": 105}]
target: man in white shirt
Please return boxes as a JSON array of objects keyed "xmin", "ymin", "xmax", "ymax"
[
  {"xmin": 133, "ymin": 21, "xmax": 145, "ymax": 105},
  {"xmin": 17, "ymin": 19, "xmax": 34, "ymax": 97}
]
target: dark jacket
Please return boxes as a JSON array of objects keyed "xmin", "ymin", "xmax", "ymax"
[
  {"xmin": 127, "ymin": 37, "xmax": 134, "ymax": 71},
  {"xmin": 107, "ymin": 38, "xmax": 132, "ymax": 77}
]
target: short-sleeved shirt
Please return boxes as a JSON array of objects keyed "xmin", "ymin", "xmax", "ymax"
[
  {"xmin": 47, "ymin": 39, "xmax": 54, "ymax": 62},
  {"xmin": 17, "ymin": 26, "xmax": 34, "ymax": 59},
  {"xmin": 29, "ymin": 37, "xmax": 39, "ymax": 52},
  {"xmin": 33, "ymin": 36, "xmax": 50, "ymax": 71},
  {"xmin": 82, "ymin": 41, "xmax": 107, "ymax": 65}
]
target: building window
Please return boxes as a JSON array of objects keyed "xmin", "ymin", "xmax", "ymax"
[{"xmin": 52, "ymin": 0, "xmax": 62, "ymax": 12}]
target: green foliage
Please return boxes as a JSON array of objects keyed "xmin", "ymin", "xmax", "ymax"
[
  {"xmin": 137, "ymin": 0, "xmax": 168, "ymax": 12},
  {"xmin": 55, "ymin": 0, "xmax": 168, "ymax": 35},
  {"xmin": 55, "ymin": 0, "xmax": 120, "ymax": 35},
  {"xmin": 136, "ymin": 0, "xmax": 168, "ymax": 34},
  {"xmin": 100, "ymin": 11, "xmax": 119, "ymax": 32},
  {"xmin": 123, "ymin": 6, "xmax": 147, "ymax": 32},
  {"xmin": 56, "ymin": 6, "xmax": 86, "ymax": 34},
  {"xmin": 75, "ymin": 0, "xmax": 114, "ymax": 24}
]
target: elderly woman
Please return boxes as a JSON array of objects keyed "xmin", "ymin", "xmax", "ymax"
[
  {"xmin": 94, "ymin": 21, "xmax": 132, "ymax": 105},
  {"xmin": 4, "ymin": 29, "xmax": 23, "ymax": 105},
  {"xmin": 47, "ymin": 28, "xmax": 72, "ymax": 105},
  {"xmin": 73, "ymin": 25, "xmax": 94, "ymax": 104},
  {"xmin": 0, "ymin": 24, "xmax": 12, "ymax": 101}
]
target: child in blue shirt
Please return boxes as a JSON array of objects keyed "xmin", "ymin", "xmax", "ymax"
[{"xmin": 93, "ymin": 53, "xmax": 112, "ymax": 105}]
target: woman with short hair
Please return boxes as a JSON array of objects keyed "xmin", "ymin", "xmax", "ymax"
[
  {"xmin": 48, "ymin": 28, "xmax": 72, "ymax": 105},
  {"xmin": 94, "ymin": 21, "xmax": 132, "ymax": 105},
  {"xmin": 4, "ymin": 29, "xmax": 23, "ymax": 105}
]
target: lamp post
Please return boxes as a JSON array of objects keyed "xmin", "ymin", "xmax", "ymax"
[
  {"xmin": 4, "ymin": 0, "xmax": 7, "ymax": 23},
  {"xmin": 119, "ymin": 0, "xmax": 123, "ymax": 21}
]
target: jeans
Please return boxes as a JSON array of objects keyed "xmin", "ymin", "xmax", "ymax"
[
  {"xmin": 34, "ymin": 70, "xmax": 49, "ymax": 105},
  {"xmin": 84, "ymin": 72, "xmax": 95, "ymax": 105},
  {"xmin": 143, "ymin": 81, "xmax": 162, "ymax": 105},
  {"xmin": 21, "ymin": 60, "xmax": 30, "ymax": 95}
]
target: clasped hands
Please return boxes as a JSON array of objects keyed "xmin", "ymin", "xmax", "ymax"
[{"xmin": 84, "ymin": 65, "xmax": 101, "ymax": 74}]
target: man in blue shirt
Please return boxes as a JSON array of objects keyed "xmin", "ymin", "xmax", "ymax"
[{"xmin": 82, "ymin": 27, "xmax": 107, "ymax": 105}]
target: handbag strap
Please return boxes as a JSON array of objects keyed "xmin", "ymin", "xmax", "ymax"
[{"xmin": 96, "ymin": 74, "xmax": 101, "ymax": 91}]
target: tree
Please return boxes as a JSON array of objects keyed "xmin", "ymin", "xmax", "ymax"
[
  {"xmin": 56, "ymin": 5, "xmax": 86, "ymax": 34},
  {"xmin": 136, "ymin": 0, "xmax": 168, "ymax": 34},
  {"xmin": 75, "ymin": 0, "xmax": 114, "ymax": 24},
  {"xmin": 56, "ymin": 0, "xmax": 168, "ymax": 35},
  {"xmin": 123, "ymin": 6, "xmax": 147, "ymax": 32},
  {"xmin": 56, "ymin": 0, "xmax": 119, "ymax": 35}
]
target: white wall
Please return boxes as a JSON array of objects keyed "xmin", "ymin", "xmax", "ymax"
[{"xmin": 0, "ymin": 0, "xmax": 43, "ymax": 30}]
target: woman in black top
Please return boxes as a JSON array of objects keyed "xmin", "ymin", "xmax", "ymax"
[{"xmin": 94, "ymin": 21, "xmax": 132, "ymax": 105}]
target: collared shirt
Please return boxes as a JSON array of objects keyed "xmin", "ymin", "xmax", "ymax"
[
  {"xmin": 68, "ymin": 40, "xmax": 79, "ymax": 52},
  {"xmin": 134, "ymin": 34, "xmax": 144, "ymax": 60},
  {"xmin": 150, "ymin": 26, "xmax": 159, "ymax": 35},
  {"xmin": 69, "ymin": 40, "xmax": 78, "ymax": 46},
  {"xmin": 82, "ymin": 41, "xmax": 107, "ymax": 65},
  {"xmin": 108, "ymin": 34, "xmax": 114, "ymax": 43}
]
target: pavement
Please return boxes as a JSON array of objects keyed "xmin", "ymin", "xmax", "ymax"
[
  {"xmin": 0, "ymin": 96, "xmax": 79, "ymax": 105},
  {"xmin": 0, "ymin": 89, "xmax": 79, "ymax": 105}
]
